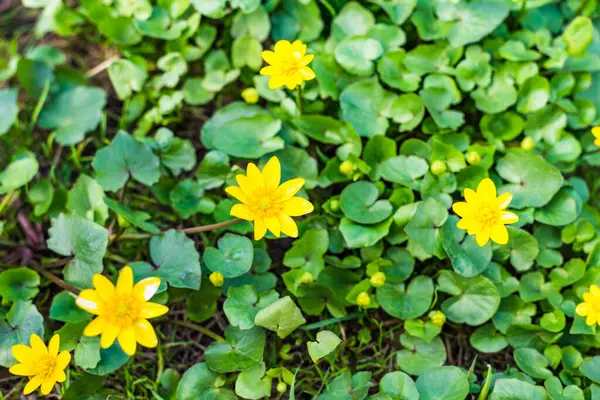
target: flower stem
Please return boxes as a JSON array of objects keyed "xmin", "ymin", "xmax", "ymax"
[
  {"xmin": 29, "ymin": 263, "xmax": 80, "ymax": 295},
  {"xmin": 112, "ymin": 219, "xmax": 243, "ymax": 241},
  {"xmin": 166, "ymin": 319, "xmax": 226, "ymax": 342},
  {"xmin": 296, "ymin": 85, "xmax": 303, "ymax": 115}
]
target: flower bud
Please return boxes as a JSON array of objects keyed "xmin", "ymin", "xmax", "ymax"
[
  {"xmin": 370, "ymin": 272, "xmax": 386, "ymax": 288},
  {"xmin": 429, "ymin": 310, "xmax": 446, "ymax": 327},
  {"xmin": 521, "ymin": 136, "xmax": 535, "ymax": 151},
  {"xmin": 431, "ymin": 160, "xmax": 447, "ymax": 176},
  {"xmin": 329, "ymin": 199, "xmax": 340, "ymax": 212},
  {"xmin": 277, "ymin": 382, "xmax": 287, "ymax": 393},
  {"xmin": 209, "ymin": 272, "xmax": 224, "ymax": 287},
  {"xmin": 300, "ymin": 272, "xmax": 314, "ymax": 284},
  {"xmin": 356, "ymin": 292, "xmax": 371, "ymax": 307},
  {"xmin": 466, "ymin": 151, "xmax": 481, "ymax": 165},
  {"xmin": 339, "ymin": 160, "xmax": 354, "ymax": 176},
  {"xmin": 241, "ymin": 88, "xmax": 259, "ymax": 104}
]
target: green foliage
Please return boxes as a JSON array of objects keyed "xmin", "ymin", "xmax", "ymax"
[{"xmin": 3, "ymin": 0, "xmax": 600, "ymax": 399}]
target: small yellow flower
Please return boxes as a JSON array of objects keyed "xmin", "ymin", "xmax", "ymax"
[
  {"xmin": 452, "ymin": 178, "xmax": 519, "ymax": 246},
  {"xmin": 226, "ymin": 156, "xmax": 314, "ymax": 240},
  {"xmin": 300, "ymin": 272, "xmax": 314, "ymax": 284},
  {"xmin": 75, "ymin": 266, "xmax": 168, "ymax": 356},
  {"xmin": 10, "ymin": 334, "xmax": 71, "ymax": 396},
  {"xmin": 242, "ymin": 87, "xmax": 259, "ymax": 104},
  {"xmin": 260, "ymin": 40, "xmax": 315, "ymax": 90},
  {"xmin": 429, "ymin": 310, "xmax": 446, "ymax": 327},
  {"xmin": 339, "ymin": 160, "xmax": 354, "ymax": 176},
  {"xmin": 592, "ymin": 126, "xmax": 600, "ymax": 146},
  {"xmin": 576, "ymin": 285, "xmax": 600, "ymax": 326},
  {"xmin": 209, "ymin": 271, "xmax": 224, "ymax": 287}
]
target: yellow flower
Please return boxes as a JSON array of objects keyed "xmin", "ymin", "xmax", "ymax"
[
  {"xmin": 592, "ymin": 126, "xmax": 600, "ymax": 146},
  {"xmin": 75, "ymin": 266, "xmax": 168, "ymax": 356},
  {"xmin": 260, "ymin": 40, "xmax": 315, "ymax": 90},
  {"xmin": 209, "ymin": 271, "xmax": 224, "ymax": 287},
  {"xmin": 10, "ymin": 334, "xmax": 71, "ymax": 395},
  {"xmin": 576, "ymin": 285, "xmax": 600, "ymax": 326},
  {"xmin": 226, "ymin": 156, "xmax": 314, "ymax": 240},
  {"xmin": 242, "ymin": 87, "xmax": 259, "ymax": 104},
  {"xmin": 356, "ymin": 292, "xmax": 371, "ymax": 307},
  {"xmin": 452, "ymin": 178, "xmax": 519, "ymax": 246}
]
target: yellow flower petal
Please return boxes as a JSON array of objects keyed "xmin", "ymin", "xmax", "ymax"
[
  {"xmin": 587, "ymin": 313, "xmax": 597, "ymax": 326},
  {"xmin": 584, "ymin": 292, "xmax": 594, "ymax": 302},
  {"xmin": 47, "ymin": 334, "xmax": 59, "ymax": 357},
  {"xmin": 265, "ymin": 215, "xmax": 281, "ymax": 237},
  {"xmin": 76, "ymin": 289, "xmax": 102, "ymax": 315},
  {"xmin": 456, "ymin": 218, "xmax": 471, "ymax": 230},
  {"xmin": 285, "ymin": 80, "xmax": 297, "ymax": 90},
  {"xmin": 225, "ymin": 186, "xmax": 249, "ymax": 204},
  {"xmin": 592, "ymin": 126, "xmax": 600, "ymax": 138},
  {"xmin": 100, "ymin": 324, "xmax": 120, "ymax": 349},
  {"xmin": 476, "ymin": 228, "xmax": 490, "ymax": 246},
  {"xmin": 477, "ymin": 178, "xmax": 496, "ymax": 198},
  {"xmin": 260, "ymin": 66, "xmax": 277, "ymax": 76},
  {"xmin": 52, "ymin": 369, "xmax": 67, "ymax": 383},
  {"xmin": 41, "ymin": 378, "xmax": 56, "ymax": 395},
  {"xmin": 500, "ymin": 211, "xmax": 519, "ymax": 224},
  {"xmin": 301, "ymin": 54, "xmax": 315, "ymax": 66},
  {"xmin": 231, "ymin": 204, "xmax": 255, "ymax": 221},
  {"xmin": 254, "ymin": 218, "xmax": 267, "ymax": 240},
  {"xmin": 118, "ymin": 326, "xmax": 137, "ymax": 356},
  {"xmin": 275, "ymin": 178, "xmax": 305, "ymax": 201},
  {"xmin": 496, "ymin": 193, "xmax": 513, "ymax": 210},
  {"xmin": 291, "ymin": 40, "xmax": 307, "ymax": 55},
  {"xmin": 576, "ymin": 303, "xmax": 589, "ymax": 316},
  {"xmin": 139, "ymin": 302, "xmax": 169, "ymax": 319},
  {"xmin": 262, "ymin": 157, "xmax": 281, "ymax": 191},
  {"xmin": 274, "ymin": 40, "xmax": 292, "ymax": 54},
  {"xmin": 23, "ymin": 375, "xmax": 44, "ymax": 395},
  {"xmin": 29, "ymin": 333, "xmax": 47, "ymax": 355},
  {"xmin": 278, "ymin": 213, "xmax": 298, "ymax": 238},
  {"xmin": 84, "ymin": 316, "xmax": 107, "ymax": 337},
  {"xmin": 93, "ymin": 274, "xmax": 116, "ymax": 301},
  {"xmin": 236, "ymin": 175, "xmax": 257, "ymax": 198},
  {"xmin": 116, "ymin": 266, "xmax": 134, "ymax": 294},
  {"xmin": 464, "ymin": 188, "xmax": 478, "ymax": 204},
  {"xmin": 133, "ymin": 277, "xmax": 161, "ymax": 301},
  {"xmin": 11, "ymin": 344, "xmax": 33, "ymax": 364},
  {"xmin": 300, "ymin": 67, "xmax": 316, "ymax": 80},
  {"xmin": 261, "ymin": 50, "xmax": 278, "ymax": 66},
  {"xmin": 591, "ymin": 285, "xmax": 600, "ymax": 296},
  {"xmin": 246, "ymin": 163, "xmax": 264, "ymax": 190},
  {"xmin": 56, "ymin": 351, "xmax": 71, "ymax": 370},
  {"xmin": 490, "ymin": 224, "xmax": 509, "ymax": 245},
  {"xmin": 452, "ymin": 202, "xmax": 470, "ymax": 218},
  {"xmin": 282, "ymin": 196, "xmax": 314, "ymax": 216},
  {"xmin": 268, "ymin": 76, "xmax": 287, "ymax": 89},
  {"xmin": 134, "ymin": 319, "xmax": 158, "ymax": 348},
  {"xmin": 9, "ymin": 363, "xmax": 35, "ymax": 376}
]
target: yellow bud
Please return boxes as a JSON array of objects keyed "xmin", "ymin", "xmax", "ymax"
[
  {"xmin": 209, "ymin": 272, "xmax": 224, "ymax": 287},
  {"xmin": 276, "ymin": 382, "xmax": 287, "ymax": 393},
  {"xmin": 429, "ymin": 310, "xmax": 446, "ymax": 327},
  {"xmin": 339, "ymin": 160, "xmax": 354, "ymax": 176},
  {"xmin": 370, "ymin": 272, "xmax": 386, "ymax": 288},
  {"xmin": 241, "ymin": 87, "xmax": 259, "ymax": 104},
  {"xmin": 521, "ymin": 136, "xmax": 535, "ymax": 151},
  {"xmin": 431, "ymin": 160, "xmax": 447, "ymax": 176},
  {"xmin": 466, "ymin": 151, "xmax": 481, "ymax": 165},
  {"xmin": 356, "ymin": 292, "xmax": 371, "ymax": 307},
  {"xmin": 300, "ymin": 272, "xmax": 314, "ymax": 284},
  {"xmin": 330, "ymin": 199, "xmax": 340, "ymax": 212}
]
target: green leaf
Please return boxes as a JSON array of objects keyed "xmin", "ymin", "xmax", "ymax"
[
  {"xmin": 580, "ymin": 356, "xmax": 600, "ymax": 384},
  {"xmin": 235, "ymin": 362, "xmax": 272, "ymax": 400},
  {"xmin": 442, "ymin": 216, "xmax": 492, "ymax": 278},
  {"xmin": 50, "ymin": 291, "xmax": 91, "ymax": 323},
  {"xmin": 377, "ymin": 50, "xmax": 421, "ymax": 92},
  {"xmin": 534, "ymin": 188, "xmax": 581, "ymax": 227},
  {"xmin": 378, "ymin": 371, "xmax": 418, "ymax": 399},
  {"xmin": 177, "ymin": 362, "xmax": 236, "ymax": 400},
  {"xmin": 130, "ymin": 229, "xmax": 201, "ymax": 291},
  {"xmin": 335, "ymin": 37, "xmax": 383, "ymax": 76},
  {"xmin": 47, "ymin": 212, "xmax": 108, "ymax": 289},
  {"xmin": 0, "ymin": 88, "xmax": 18, "ymax": 135},
  {"xmin": 340, "ymin": 79, "xmax": 390, "ymax": 138},
  {"xmin": 154, "ymin": 127, "xmax": 196, "ymax": 176},
  {"xmin": 232, "ymin": 35, "xmax": 262, "ymax": 71},
  {"xmin": 204, "ymin": 326, "xmax": 266, "ymax": 373},
  {"xmin": 377, "ymin": 275, "xmax": 433, "ymax": 319},
  {"xmin": 544, "ymin": 376, "xmax": 584, "ymax": 400},
  {"xmin": 283, "ymin": 229, "xmax": 328, "ymax": 277},
  {"xmin": 340, "ymin": 181, "xmax": 393, "ymax": 225},
  {"xmin": 415, "ymin": 366, "xmax": 470, "ymax": 400},
  {"xmin": 195, "ymin": 151, "xmax": 230, "ymax": 190},
  {"xmin": 38, "ymin": 86, "xmax": 106, "ymax": 146},
  {"xmin": 307, "ymin": 330, "xmax": 342, "ymax": 363},
  {"xmin": 339, "ymin": 217, "xmax": 393, "ymax": 249},
  {"xmin": 104, "ymin": 198, "xmax": 160, "ymax": 234},
  {"xmin": 331, "ymin": 2, "xmax": 374, "ymax": 41},
  {"xmin": 271, "ymin": 0, "xmax": 323, "ymax": 43},
  {"xmin": 0, "ymin": 150, "xmax": 39, "ymax": 195},
  {"xmin": 223, "ymin": 285, "xmax": 278, "ymax": 330},
  {"xmin": 404, "ymin": 198, "xmax": 448, "ymax": 259},
  {"xmin": 75, "ymin": 336, "xmax": 102, "ymax": 370},
  {"xmin": 495, "ymin": 150, "xmax": 564, "ymax": 209},
  {"xmin": 92, "ymin": 131, "xmax": 161, "ymax": 192},
  {"xmin": 254, "ymin": 296, "xmax": 306, "ymax": 338},
  {"xmin": 438, "ymin": 2, "xmax": 510, "ymax": 47},
  {"xmin": 85, "ymin": 341, "xmax": 130, "ymax": 376},
  {"xmin": 470, "ymin": 323, "xmax": 508, "ymax": 353},
  {"xmin": 438, "ymin": 270, "xmax": 500, "ymax": 326},
  {"xmin": 67, "ymin": 174, "xmax": 109, "ymax": 225},
  {"xmin": 562, "ymin": 16, "xmax": 593, "ymax": 57},
  {"xmin": 514, "ymin": 347, "xmax": 553, "ymax": 379},
  {"xmin": 320, "ymin": 371, "xmax": 373, "ymax": 400},
  {"xmin": 490, "ymin": 378, "xmax": 546, "ymax": 400},
  {"xmin": 0, "ymin": 301, "xmax": 44, "ymax": 367},
  {"xmin": 0, "ymin": 267, "xmax": 39, "ymax": 302},
  {"xmin": 396, "ymin": 334, "xmax": 446, "ymax": 376},
  {"xmin": 108, "ymin": 59, "xmax": 147, "ymax": 100},
  {"xmin": 204, "ymin": 233, "xmax": 253, "ymax": 278},
  {"xmin": 517, "ymin": 76, "xmax": 550, "ymax": 114},
  {"xmin": 380, "ymin": 155, "xmax": 428, "ymax": 189},
  {"xmin": 169, "ymin": 179, "xmax": 213, "ymax": 219}
]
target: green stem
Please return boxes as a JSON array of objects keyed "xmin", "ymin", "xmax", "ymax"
[
  {"xmin": 296, "ymin": 85, "xmax": 303, "ymax": 115},
  {"xmin": 29, "ymin": 263, "xmax": 80, "ymax": 295},
  {"xmin": 0, "ymin": 190, "xmax": 16, "ymax": 216},
  {"xmin": 166, "ymin": 319, "xmax": 226, "ymax": 342},
  {"xmin": 111, "ymin": 219, "xmax": 243, "ymax": 241}
]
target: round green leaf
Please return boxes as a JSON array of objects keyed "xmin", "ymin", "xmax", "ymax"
[
  {"xmin": 341, "ymin": 181, "xmax": 393, "ymax": 225},
  {"xmin": 0, "ymin": 267, "xmax": 39, "ymax": 302},
  {"xmin": 203, "ymin": 233, "xmax": 253, "ymax": 278},
  {"xmin": 396, "ymin": 334, "xmax": 446, "ymax": 376},
  {"xmin": 204, "ymin": 326, "xmax": 266, "ymax": 373},
  {"xmin": 415, "ymin": 366, "xmax": 469, "ymax": 400},
  {"xmin": 377, "ymin": 275, "xmax": 433, "ymax": 319}
]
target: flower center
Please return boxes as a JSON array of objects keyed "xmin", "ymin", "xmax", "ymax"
[
  {"xmin": 477, "ymin": 204, "xmax": 499, "ymax": 228},
  {"xmin": 252, "ymin": 193, "xmax": 280, "ymax": 218},
  {"xmin": 281, "ymin": 53, "xmax": 302, "ymax": 76},
  {"xmin": 36, "ymin": 354, "xmax": 57, "ymax": 379},
  {"xmin": 105, "ymin": 294, "xmax": 141, "ymax": 327},
  {"xmin": 259, "ymin": 198, "xmax": 272, "ymax": 212}
]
